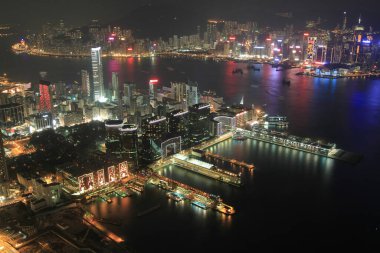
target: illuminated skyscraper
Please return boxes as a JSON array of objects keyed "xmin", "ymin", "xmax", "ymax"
[
  {"xmin": 0, "ymin": 133, "xmax": 8, "ymax": 181},
  {"xmin": 120, "ymin": 124, "xmax": 139, "ymax": 169},
  {"xmin": 342, "ymin": 12, "xmax": 347, "ymax": 31},
  {"xmin": 91, "ymin": 47, "xmax": 104, "ymax": 101},
  {"xmin": 105, "ymin": 120, "xmax": 139, "ymax": 169},
  {"xmin": 81, "ymin": 70, "xmax": 90, "ymax": 98},
  {"xmin": 105, "ymin": 119, "xmax": 124, "ymax": 157},
  {"xmin": 167, "ymin": 110, "xmax": 189, "ymax": 147},
  {"xmin": 111, "ymin": 72, "xmax": 119, "ymax": 101},
  {"xmin": 149, "ymin": 79, "xmax": 158, "ymax": 101},
  {"xmin": 123, "ymin": 82, "xmax": 135, "ymax": 107},
  {"xmin": 39, "ymin": 80, "xmax": 52, "ymax": 112},
  {"xmin": 188, "ymin": 103, "xmax": 211, "ymax": 145},
  {"xmin": 141, "ymin": 116, "xmax": 167, "ymax": 163}
]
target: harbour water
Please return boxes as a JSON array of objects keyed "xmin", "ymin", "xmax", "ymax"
[{"xmin": 1, "ymin": 37, "xmax": 380, "ymax": 252}]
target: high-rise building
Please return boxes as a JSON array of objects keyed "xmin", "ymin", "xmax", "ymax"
[
  {"xmin": 39, "ymin": 80, "xmax": 52, "ymax": 112},
  {"xmin": 123, "ymin": 82, "xmax": 135, "ymax": 107},
  {"xmin": 0, "ymin": 103, "xmax": 25, "ymax": 127},
  {"xmin": 142, "ymin": 116, "xmax": 167, "ymax": 143},
  {"xmin": 29, "ymin": 112, "xmax": 53, "ymax": 131},
  {"xmin": 0, "ymin": 133, "xmax": 8, "ymax": 181},
  {"xmin": 91, "ymin": 47, "xmax": 104, "ymax": 101},
  {"xmin": 111, "ymin": 72, "xmax": 119, "ymax": 101},
  {"xmin": 167, "ymin": 110, "xmax": 189, "ymax": 147},
  {"xmin": 105, "ymin": 119, "xmax": 124, "ymax": 157},
  {"xmin": 171, "ymin": 81, "xmax": 198, "ymax": 109},
  {"xmin": 188, "ymin": 103, "xmax": 211, "ymax": 145},
  {"xmin": 119, "ymin": 124, "xmax": 139, "ymax": 169},
  {"xmin": 186, "ymin": 82, "xmax": 198, "ymax": 107},
  {"xmin": 206, "ymin": 21, "xmax": 218, "ymax": 47},
  {"xmin": 171, "ymin": 82, "xmax": 186, "ymax": 103},
  {"xmin": 54, "ymin": 81, "xmax": 66, "ymax": 98},
  {"xmin": 105, "ymin": 120, "xmax": 139, "ymax": 169},
  {"xmin": 141, "ymin": 116, "xmax": 167, "ymax": 163},
  {"xmin": 81, "ymin": 70, "xmax": 91, "ymax": 98},
  {"xmin": 149, "ymin": 79, "xmax": 158, "ymax": 101}
]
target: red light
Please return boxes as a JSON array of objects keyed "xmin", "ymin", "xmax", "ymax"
[
  {"xmin": 149, "ymin": 79, "xmax": 159, "ymax": 84},
  {"xmin": 266, "ymin": 38, "xmax": 271, "ymax": 41},
  {"xmin": 127, "ymin": 48, "xmax": 133, "ymax": 51},
  {"xmin": 304, "ymin": 33, "xmax": 309, "ymax": 36},
  {"xmin": 229, "ymin": 36, "xmax": 236, "ymax": 41}
]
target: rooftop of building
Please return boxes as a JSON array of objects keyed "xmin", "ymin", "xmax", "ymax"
[
  {"xmin": 105, "ymin": 119, "xmax": 123, "ymax": 128},
  {"xmin": 120, "ymin": 124, "xmax": 138, "ymax": 132},
  {"xmin": 168, "ymin": 109, "xmax": 189, "ymax": 117},
  {"xmin": 56, "ymin": 152, "xmax": 118, "ymax": 177},
  {"xmin": 191, "ymin": 103, "xmax": 210, "ymax": 110},
  {"xmin": 40, "ymin": 80, "xmax": 51, "ymax": 86}
]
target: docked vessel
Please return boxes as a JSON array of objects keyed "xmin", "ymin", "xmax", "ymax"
[
  {"xmin": 11, "ymin": 39, "xmax": 30, "ymax": 54},
  {"xmin": 166, "ymin": 192, "xmax": 184, "ymax": 202},
  {"xmin": 191, "ymin": 201, "xmax": 209, "ymax": 210},
  {"xmin": 232, "ymin": 134, "xmax": 247, "ymax": 141},
  {"xmin": 216, "ymin": 203, "xmax": 235, "ymax": 215}
]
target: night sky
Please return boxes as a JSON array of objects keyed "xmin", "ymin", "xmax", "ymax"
[{"xmin": 1, "ymin": 0, "xmax": 380, "ymax": 31}]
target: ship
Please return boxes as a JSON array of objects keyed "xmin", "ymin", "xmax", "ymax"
[
  {"xmin": 11, "ymin": 39, "xmax": 30, "ymax": 54},
  {"xmin": 233, "ymin": 133, "xmax": 247, "ymax": 141},
  {"xmin": 166, "ymin": 192, "xmax": 184, "ymax": 202},
  {"xmin": 191, "ymin": 201, "xmax": 209, "ymax": 210},
  {"xmin": 216, "ymin": 203, "xmax": 236, "ymax": 215}
]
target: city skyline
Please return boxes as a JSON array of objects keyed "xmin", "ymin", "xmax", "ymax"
[{"xmin": 0, "ymin": 2, "xmax": 379, "ymax": 253}]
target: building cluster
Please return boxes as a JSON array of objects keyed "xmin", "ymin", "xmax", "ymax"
[
  {"xmin": 1, "ymin": 40, "xmax": 260, "ymax": 205},
  {"xmin": 23, "ymin": 15, "xmax": 380, "ymax": 68}
]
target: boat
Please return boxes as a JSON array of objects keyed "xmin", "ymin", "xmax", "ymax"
[
  {"xmin": 216, "ymin": 203, "xmax": 235, "ymax": 215},
  {"xmin": 137, "ymin": 204, "xmax": 161, "ymax": 217},
  {"xmin": 191, "ymin": 201, "xmax": 209, "ymax": 210},
  {"xmin": 11, "ymin": 39, "xmax": 30, "ymax": 54},
  {"xmin": 166, "ymin": 192, "xmax": 184, "ymax": 202},
  {"xmin": 233, "ymin": 134, "xmax": 247, "ymax": 141}
]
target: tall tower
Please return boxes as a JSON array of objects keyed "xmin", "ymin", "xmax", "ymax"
[
  {"xmin": 149, "ymin": 79, "xmax": 158, "ymax": 101},
  {"xmin": 81, "ymin": 70, "xmax": 90, "ymax": 98},
  {"xmin": 0, "ymin": 133, "xmax": 8, "ymax": 181},
  {"xmin": 105, "ymin": 121, "xmax": 139, "ymax": 169},
  {"xmin": 91, "ymin": 47, "xmax": 104, "ymax": 101},
  {"xmin": 111, "ymin": 72, "xmax": 119, "ymax": 101},
  {"xmin": 342, "ymin": 12, "xmax": 347, "ymax": 31},
  {"xmin": 119, "ymin": 124, "xmax": 139, "ymax": 169},
  {"xmin": 353, "ymin": 15, "xmax": 365, "ymax": 63},
  {"xmin": 39, "ymin": 80, "xmax": 52, "ymax": 112}
]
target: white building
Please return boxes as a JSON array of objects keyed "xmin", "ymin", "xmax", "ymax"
[{"xmin": 91, "ymin": 47, "xmax": 104, "ymax": 101}]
